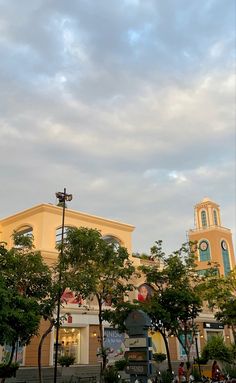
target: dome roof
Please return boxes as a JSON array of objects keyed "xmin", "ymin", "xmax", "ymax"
[{"xmin": 201, "ymin": 197, "xmax": 212, "ymax": 203}]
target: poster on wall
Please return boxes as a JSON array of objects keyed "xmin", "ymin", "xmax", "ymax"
[
  {"xmin": 61, "ymin": 288, "xmax": 83, "ymax": 305},
  {"xmin": 137, "ymin": 284, "xmax": 154, "ymax": 302},
  {"xmin": 178, "ymin": 334, "xmax": 196, "ymax": 360},
  {"xmin": 104, "ymin": 328, "xmax": 125, "ymax": 360},
  {"xmin": 1, "ymin": 342, "xmax": 23, "ymax": 365}
]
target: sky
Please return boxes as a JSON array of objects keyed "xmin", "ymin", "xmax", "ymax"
[{"xmin": 0, "ymin": 0, "xmax": 235, "ymax": 254}]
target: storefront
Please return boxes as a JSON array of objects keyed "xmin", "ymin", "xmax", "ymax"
[{"xmin": 57, "ymin": 328, "xmax": 81, "ymax": 363}]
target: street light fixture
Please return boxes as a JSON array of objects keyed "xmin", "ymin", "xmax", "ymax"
[
  {"xmin": 195, "ymin": 333, "xmax": 202, "ymax": 377},
  {"xmin": 54, "ymin": 188, "xmax": 72, "ymax": 383}
]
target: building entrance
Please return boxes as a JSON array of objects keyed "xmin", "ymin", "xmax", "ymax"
[{"xmin": 57, "ymin": 328, "xmax": 81, "ymax": 364}]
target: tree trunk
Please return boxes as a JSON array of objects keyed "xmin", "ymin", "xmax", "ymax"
[
  {"xmin": 97, "ymin": 296, "xmax": 107, "ymax": 371},
  {"xmin": 7, "ymin": 342, "xmax": 16, "ymax": 366},
  {"xmin": 160, "ymin": 330, "xmax": 172, "ymax": 372},
  {"xmin": 232, "ymin": 325, "xmax": 236, "ymax": 343},
  {"xmin": 38, "ymin": 319, "xmax": 55, "ymax": 383}
]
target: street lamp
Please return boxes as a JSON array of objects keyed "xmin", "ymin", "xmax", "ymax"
[
  {"xmin": 195, "ymin": 334, "xmax": 201, "ymax": 377},
  {"xmin": 54, "ymin": 188, "xmax": 72, "ymax": 383}
]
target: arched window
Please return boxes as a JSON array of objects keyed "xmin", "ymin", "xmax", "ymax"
[
  {"xmin": 56, "ymin": 226, "xmax": 72, "ymax": 245},
  {"xmin": 213, "ymin": 209, "xmax": 218, "ymax": 226},
  {"xmin": 221, "ymin": 240, "xmax": 231, "ymax": 275},
  {"xmin": 103, "ymin": 235, "xmax": 121, "ymax": 250},
  {"xmin": 201, "ymin": 210, "xmax": 207, "ymax": 228},
  {"xmin": 199, "ymin": 240, "xmax": 211, "ymax": 262},
  {"xmin": 14, "ymin": 226, "xmax": 33, "ymax": 247},
  {"xmin": 16, "ymin": 226, "xmax": 33, "ymax": 237}
]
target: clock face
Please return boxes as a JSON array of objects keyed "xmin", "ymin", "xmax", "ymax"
[
  {"xmin": 200, "ymin": 241, "xmax": 208, "ymax": 251},
  {"xmin": 221, "ymin": 240, "xmax": 228, "ymax": 251}
]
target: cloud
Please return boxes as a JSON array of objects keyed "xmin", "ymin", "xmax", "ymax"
[{"xmin": 0, "ymin": 0, "xmax": 235, "ymax": 254}]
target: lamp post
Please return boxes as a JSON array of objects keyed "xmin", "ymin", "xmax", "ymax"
[
  {"xmin": 54, "ymin": 188, "xmax": 72, "ymax": 383},
  {"xmin": 195, "ymin": 334, "xmax": 201, "ymax": 377}
]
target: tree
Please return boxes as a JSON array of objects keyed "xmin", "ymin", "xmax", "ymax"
[
  {"xmin": 62, "ymin": 227, "xmax": 136, "ymax": 371},
  {"xmin": 138, "ymin": 241, "xmax": 202, "ymax": 373},
  {"xmin": 102, "ymin": 240, "xmax": 203, "ymax": 376},
  {"xmin": 0, "ymin": 234, "xmax": 51, "ymax": 380},
  {"xmin": 201, "ymin": 335, "xmax": 232, "ymax": 363},
  {"xmin": 200, "ymin": 267, "xmax": 236, "ymax": 342}
]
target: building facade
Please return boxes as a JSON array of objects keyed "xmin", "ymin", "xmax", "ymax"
[
  {"xmin": 0, "ymin": 198, "xmax": 235, "ymax": 367},
  {"xmin": 187, "ymin": 197, "xmax": 235, "ymax": 360},
  {"xmin": 0, "ymin": 203, "xmax": 136, "ymax": 366}
]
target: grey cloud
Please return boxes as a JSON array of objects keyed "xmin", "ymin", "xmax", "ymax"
[{"xmin": 0, "ymin": 0, "xmax": 235, "ymax": 253}]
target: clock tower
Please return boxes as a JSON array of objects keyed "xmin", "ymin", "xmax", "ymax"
[{"xmin": 188, "ymin": 197, "xmax": 235, "ymax": 276}]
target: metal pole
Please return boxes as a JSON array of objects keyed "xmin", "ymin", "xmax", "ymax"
[
  {"xmin": 195, "ymin": 336, "xmax": 201, "ymax": 377},
  {"xmin": 54, "ymin": 188, "xmax": 67, "ymax": 383}
]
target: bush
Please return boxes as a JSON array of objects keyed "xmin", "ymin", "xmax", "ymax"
[
  {"xmin": 194, "ymin": 356, "xmax": 209, "ymax": 364},
  {"xmin": 160, "ymin": 370, "xmax": 173, "ymax": 383},
  {"xmin": 114, "ymin": 358, "xmax": 128, "ymax": 371},
  {"xmin": 0, "ymin": 363, "xmax": 19, "ymax": 378},
  {"xmin": 191, "ymin": 367, "xmax": 202, "ymax": 381},
  {"xmin": 103, "ymin": 365, "xmax": 120, "ymax": 383},
  {"xmin": 153, "ymin": 353, "xmax": 166, "ymax": 363},
  {"xmin": 201, "ymin": 335, "xmax": 233, "ymax": 363},
  {"xmin": 223, "ymin": 364, "xmax": 236, "ymax": 378},
  {"xmin": 58, "ymin": 355, "xmax": 75, "ymax": 367}
]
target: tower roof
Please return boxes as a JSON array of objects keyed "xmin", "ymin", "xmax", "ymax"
[{"xmin": 195, "ymin": 197, "xmax": 219, "ymax": 208}]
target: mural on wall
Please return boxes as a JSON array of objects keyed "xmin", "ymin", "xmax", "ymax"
[
  {"xmin": 104, "ymin": 328, "xmax": 125, "ymax": 360},
  {"xmin": 137, "ymin": 283, "xmax": 153, "ymax": 302},
  {"xmin": 178, "ymin": 334, "xmax": 196, "ymax": 360},
  {"xmin": 1, "ymin": 342, "xmax": 23, "ymax": 365},
  {"xmin": 61, "ymin": 288, "xmax": 83, "ymax": 305}
]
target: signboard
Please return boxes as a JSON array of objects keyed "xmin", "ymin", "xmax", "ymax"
[
  {"xmin": 126, "ymin": 364, "xmax": 148, "ymax": 375},
  {"xmin": 204, "ymin": 322, "xmax": 224, "ymax": 329},
  {"xmin": 125, "ymin": 310, "xmax": 151, "ymax": 336},
  {"xmin": 125, "ymin": 337, "xmax": 147, "ymax": 348},
  {"xmin": 125, "ymin": 350, "xmax": 147, "ymax": 362}
]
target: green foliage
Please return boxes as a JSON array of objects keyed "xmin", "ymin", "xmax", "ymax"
[
  {"xmin": 62, "ymin": 227, "xmax": 136, "ymax": 370},
  {"xmin": 114, "ymin": 358, "xmax": 128, "ymax": 371},
  {"xmin": 222, "ymin": 364, "xmax": 236, "ymax": 378},
  {"xmin": 152, "ymin": 353, "xmax": 166, "ymax": 363},
  {"xmin": 191, "ymin": 367, "xmax": 202, "ymax": 381},
  {"xmin": 58, "ymin": 355, "xmax": 75, "ymax": 367},
  {"xmin": 138, "ymin": 241, "xmax": 202, "ymax": 365},
  {"xmin": 194, "ymin": 355, "xmax": 208, "ymax": 364},
  {"xmin": 0, "ymin": 363, "xmax": 19, "ymax": 378},
  {"xmin": 103, "ymin": 366, "xmax": 120, "ymax": 383},
  {"xmin": 199, "ymin": 267, "xmax": 236, "ymax": 342},
  {"xmin": 201, "ymin": 335, "xmax": 232, "ymax": 363},
  {"xmin": 0, "ymin": 234, "xmax": 52, "ymax": 359},
  {"xmin": 160, "ymin": 370, "xmax": 173, "ymax": 383}
]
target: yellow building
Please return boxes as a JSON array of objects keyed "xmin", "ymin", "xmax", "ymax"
[
  {"xmin": 189, "ymin": 197, "xmax": 235, "ymax": 275},
  {"xmin": 188, "ymin": 197, "xmax": 235, "ymax": 358},
  {"xmin": 0, "ymin": 198, "xmax": 234, "ymax": 367},
  {"xmin": 0, "ymin": 203, "xmax": 135, "ymax": 367}
]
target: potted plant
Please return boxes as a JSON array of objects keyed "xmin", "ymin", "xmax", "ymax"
[
  {"xmin": 58, "ymin": 355, "xmax": 75, "ymax": 367},
  {"xmin": 0, "ymin": 362, "xmax": 19, "ymax": 380}
]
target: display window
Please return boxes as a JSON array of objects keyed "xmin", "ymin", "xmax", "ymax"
[{"xmin": 56, "ymin": 328, "xmax": 81, "ymax": 364}]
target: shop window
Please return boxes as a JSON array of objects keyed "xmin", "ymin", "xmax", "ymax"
[
  {"xmin": 201, "ymin": 210, "xmax": 207, "ymax": 228},
  {"xmin": 206, "ymin": 331, "xmax": 222, "ymax": 340},
  {"xmin": 56, "ymin": 328, "xmax": 80, "ymax": 364},
  {"xmin": 199, "ymin": 240, "xmax": 211, "ymax": 262},
  {"xmin": 221, "ymin": 240, "xmax": 231, "ymax": 275}
]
